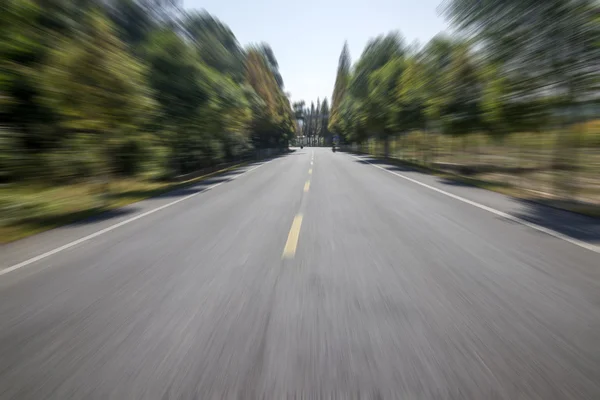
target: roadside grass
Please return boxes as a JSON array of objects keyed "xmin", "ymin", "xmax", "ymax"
[
  {"xmin": 352, "ymin": 121, "xmax": 600, "ymax": 218},
  {"xmin": 352, "ymin": 149, "xmax": 600, "ymax": 219},
  {"xmin": 0, "ymin": 162, "xmax": 247, "ymax": 244}
]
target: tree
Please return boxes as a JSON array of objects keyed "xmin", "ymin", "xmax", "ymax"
[
  {"xmin": 366, "ymin": 58, "xmax": 404, "ymax": 156},
  {"xmin": 183, "ymin": 11, "xmax": 245, "ymax": 82},
  {"xmin": 245, "ymin": 47, "xmax": 295, "ymax": 149},
  {"xmin": 443, "ymin": 0, "xmax": 599, "ymax": 90},
  {"xmin": 329, "ymin": 42, "xmax": 351, "ymax": 136},
  {"xmin": 397, "ymin": 54, "xmax": 429, "ymax": 161},
  {"xmin": 142, "ymin": 28, "xmax": 211, "ymax": 173},
  {"xmin": 105, "ymin": 0, "xmax": 156, "ymax": 47},
  {"xmin": 441, "ymin": 42, "xmax": 483, "ymax": 141},
  {"xmin": 257, "ymin": 43, "xmax": 285, "ymax": 89},
  {"xmin": 308, "ymin": 102, "xmax": 315, "ymax": 145},
  {"xmin": 420, "ymin": 35, "xmax": 456, "ymax": 136},
  {"xmin": 292, "ymin": 101, "xmax": 305, "ymax": 120},
  {"xmin": 350, "ymin": 32, "xmax": 404, "ymax": 100},
  {"xmin": 444, "ymin": 0, "xmax": 600, "ymax": 194},
  {"xmin": 42, "ymin": 10, "xmax": 155, "ymax": 188},
  {"xmin": 349, "ymin": 32, "xmax": 405, "ymax": 156},
  {"xmin": 1, "ymin": 1, "xmax": 293, "ymax": 188},
  {"xmin": 315, "ymin": 98, "xmax": 321, "ymax": 144},
  {"xmin": 320, "ymin": 98, "xmax": 331, "ymax": 145}
]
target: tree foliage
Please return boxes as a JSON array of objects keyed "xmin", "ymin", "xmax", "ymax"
[
  {"xmin": 328, "ymin": 43, "xmax": 351, "ymax": 135},
  {"xmin": 1, "ymin": 1, "xmax": 294, "ymax": 181},
  {"xmin": 327, "ymin": 0, "xmax": 599, "ymax": 165},
  {"xmin": 246, "ymin": 47, "xmax": 295, "ymax": 149}
]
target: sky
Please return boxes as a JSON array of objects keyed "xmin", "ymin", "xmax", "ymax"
[{"xmin": 184, "ymin": 0, "xmax": 449, "ymax": 105}]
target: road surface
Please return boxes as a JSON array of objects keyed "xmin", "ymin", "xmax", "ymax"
[{"xmin": 1, "ymin": 148, "xmax": 599, "ymax": 399}]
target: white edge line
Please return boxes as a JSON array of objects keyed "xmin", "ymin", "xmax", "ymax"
[
  {"xmin": 1, "ymin": 159, "xmax": 274, "ymax": 276},
  {"xmin": 351, "ymin": 155, "xmax": 600, "ymax": 254}
]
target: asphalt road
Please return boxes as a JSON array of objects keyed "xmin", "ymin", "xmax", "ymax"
[{"xmin": 1, "ymin": 148, "xmax": 599, "ymax": 399}]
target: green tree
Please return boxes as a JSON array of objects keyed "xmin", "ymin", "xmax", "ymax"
[
  {"xmin": 420, "ymin": 36, "xmax": 456, "ymax": 138},
  {"xmin": 246, "ymin": 47, "xmax": 295, "ymax": 149},
  {"xmin": 350, "ymin": 33, "xmax": 404, "ymax": 100},
  {"xmin": 366, "ymin": 58, "xmax": 404, "ymax": 156},
  {"xmin": 397, "ymin": 54, "xmax": 429, "ymax": 162},
  {"xmin": 441, "ymin": 42, "xmax": 483, "ymax": 141},
  {"xmin": 142, "ymin": 28, "xmax": 210, "ymax": 174},
  {"xmin": 350, "ymin": 32, "xmax": 405, "ymax": 156},
  {"xmin": 257, "ymin": 43, "xmax": 285, "ymax": 89},
  {"xmin": 184, "ymin": 11, "xmax": 245, "ymax": 82},
  {"xmin": 42, "ymin": 10, "xmax": 155, "ymax": 188},
  {"xmin": 320, "ymin": 98, "xmax": 331, "ymax": 145},
  {"xmin": 328, "ymin": 42, "xmax": 351, "ymax": 136},
  {"xmin": 444, "ymin": 0, "xmax": 600, "ymax": 193}
]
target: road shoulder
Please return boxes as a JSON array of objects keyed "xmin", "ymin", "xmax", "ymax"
[{"xmin": 349, "ymin": 153, "xmax": 600, "ymax": 250}]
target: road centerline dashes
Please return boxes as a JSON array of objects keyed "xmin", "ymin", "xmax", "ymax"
[{"xmin": 282, "ymin": 214, "xmax": 303, "ymax": 259}]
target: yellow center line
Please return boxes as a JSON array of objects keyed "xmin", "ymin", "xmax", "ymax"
[
  {"xmin": 282, "ymin": 214, "xmax": 303, "ymax": 259},
  {"xmin": 304, "ymin": 180, "xmax": 310, "ymax": 192},
  {"xmin": 308, "ymin": 169, "xmax": 312, "ymax": 174}
]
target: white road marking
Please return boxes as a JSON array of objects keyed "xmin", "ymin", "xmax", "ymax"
[
  {"xmin": 1, "ymin": 160, "xmax": 274, "ymax": 276},
  {"xmin": 352, "ymin": 155, "xmax": 600, "ymax": 254}
]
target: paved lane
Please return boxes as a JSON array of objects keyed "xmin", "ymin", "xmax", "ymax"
[{"xmin": 0, "ymin": 148, "xmax": 598, "ymax": 399}]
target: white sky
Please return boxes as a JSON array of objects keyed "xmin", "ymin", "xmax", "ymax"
[{"xmin": 184, "ymin": 0, "xmax": 449, "ymax": 105}]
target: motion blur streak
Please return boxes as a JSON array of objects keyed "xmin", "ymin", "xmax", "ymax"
[
  {"xmin": 1, "ymin": 148, "xmax": 599, "ymax": 399},
  {"xmin": 1, "ymin": 0, "xmax": 600, "ymax": 399}
]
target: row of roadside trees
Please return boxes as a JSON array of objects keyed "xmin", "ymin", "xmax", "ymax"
[
  {"xmin": 292, "ymin": 98, "xmax": 331, "ymax": 147},
  {"xmin": 327, "ymin": 0, "xmax": 599, "ymax": 199},
  {"xmin": 1, "ymin": 0, "xmax": 296, "ymax": 184}
]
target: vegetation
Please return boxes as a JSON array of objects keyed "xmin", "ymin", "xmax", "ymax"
[
  {"xmin": 325, "ymin": 0, "xmax": 600, "ymax": 206},
  {"xmin": 0, "ymin": 0, "xmax": 295, "ymax": 241},
  {"xmin": 2, "ymin": 0, "xmax": 599, "ymax": 241},
  {"xmin": 293, "ymin": 97, "xmax": 331, "ymax": 147}
]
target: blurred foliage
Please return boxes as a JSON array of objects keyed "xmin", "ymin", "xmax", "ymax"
[
  {"xmin": 294, "ymin": 97, "xmax": 330, "ymax": 147},
  {"xmin": 328, "ymin": 42, "xmax": 350, "ymax": 136},
  {"xmin": 324, "ymin": 0, "xmax": 599, "ymax": 197},
  {"xmin": 0, "ymin": 0, "xmax": 294, "ymax": 183}
]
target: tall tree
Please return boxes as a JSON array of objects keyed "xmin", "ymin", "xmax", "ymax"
[
  {"xmin": 328, "ymin": 42, "xmax": 351, "ymax": 136},
  {"xmin": 350, "ymin": 32, "xmax": 404, "ymax": 100},
  {"xmin": 366, "ymin": 58, "xmax": 404, "ymax": 156},
  {"xmin": 183, "ymin": 11, "xmax": 245, "ymax": 82},
  {"xmin": 308, "ymin": 102, "xmax": 315, "ymax": 145},
  {"xmin": 315, "ymin": 97, "xmax": 321, "ymax": 145},
  {"xmin": 350, "ymin": 32, "xmax": 405, "ymax": 156},
  {"xmin": 444, "ymin": 0, "xmax": 600, "ymax": 193},
  {"xmin": 257, "ymin": 43, "xmax": 284, "ymax": 89},
  {"xmin": 320, "ymin": 98, "xmax": 331, "ymax": 145},
  {"xmin": 245, "ymin": 47, "xmax": 295, "ymax": 149},
  {"xmin": 444, "ymin": 0, "xmax": 599, "ymax": 107},
  {"xmin": 42, "ymin": 10, "xmax": 155, "ymax": 185}
]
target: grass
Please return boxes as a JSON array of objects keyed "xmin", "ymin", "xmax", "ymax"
[
  {"xmin": 0, "ymin": 162, "xmax": 248, "ymax": 244},
  {"xmin": 354, "ymin": 121, "xmax": 600, "ymax": 217}
]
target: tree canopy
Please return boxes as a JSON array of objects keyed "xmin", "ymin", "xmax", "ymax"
[{"xmin": 1, "ymin": 1, "xmax": 295, "ymax": 181}]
